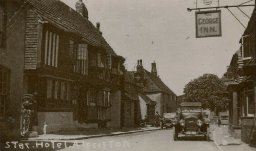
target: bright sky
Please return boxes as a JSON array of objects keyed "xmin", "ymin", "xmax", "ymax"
[{"xmin": 61, "ymin": 0, "xmax": 254, "ymax": 95}]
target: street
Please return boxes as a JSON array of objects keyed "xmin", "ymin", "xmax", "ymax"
[{"xmin": 60, "ymin": 129, "xmax": 219, "ymax": 151}]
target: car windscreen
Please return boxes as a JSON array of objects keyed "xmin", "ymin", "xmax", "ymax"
[
  {"xmin": 163, "ymin": 113, "xmax": 176, "ymax": 119},
  {"xmin": 220, "ymin": 115, "xmax": 229, "ymax": 120},
  {"xmin": 181, "ymin": 106, "xmax": 201, "ymax": 112}
]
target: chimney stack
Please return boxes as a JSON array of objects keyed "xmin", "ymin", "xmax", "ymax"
[
  {"xmin": 75, "ymin": 0, "xmax": 88, "ymax": 19},
  {"xmin": 151, "ymin": 61, "xmax": 157, "ymax": 76},
  {"xmin": 96, "ymin": 22, "xmax": 102, "ymax": 35},
  {"xmin": 136, "ymin": 59, "xmax": 143, "ymax": 72}
]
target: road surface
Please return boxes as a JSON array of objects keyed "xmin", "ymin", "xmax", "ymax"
[{"xmin": 60, "ymin": 129, "xmax": 219, "ymax": 151}]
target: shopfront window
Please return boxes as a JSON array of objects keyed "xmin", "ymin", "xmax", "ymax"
[{"xmin": 246, "ymin": 94, "xmax": 255, "ymax": 117}]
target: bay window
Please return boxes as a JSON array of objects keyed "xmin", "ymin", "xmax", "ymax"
[
  {"xmin": 245, "ymin": 93, "xmax": 255, "ymax": 117},
  {"xmin": 74, "ymin": 44, "xmax": 88, "ymax": 75},
  {"xmin": 242, "ymin": 35, "xmax": 253, "ymax": 59},
  {"xmin": 46, "ymin": 79, "xmax": 71, "ymax": 104},
  {"xmin": 44, "ymin": 30, "xmax": 59, "ymax": 67}
]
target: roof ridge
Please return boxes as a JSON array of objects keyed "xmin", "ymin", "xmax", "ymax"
[{"xmin": 26, "ymin": 0, "xmax": 116, "ymax": 55}]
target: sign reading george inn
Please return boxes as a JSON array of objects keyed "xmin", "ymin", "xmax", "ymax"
[{"xmin": 195, "ymin": 10, "xmax": 222, "ymax": 38}]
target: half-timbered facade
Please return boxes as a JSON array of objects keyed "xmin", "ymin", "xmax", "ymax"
[
  {"xmin": 1, "ymin": 0, "xmax": 125, "ymax": 134},
  {"xmin": 225, "ymin": 7, "xmax": 256, "ymax": 145}
]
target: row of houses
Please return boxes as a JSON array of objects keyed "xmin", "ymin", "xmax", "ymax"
[
  {"xmin": 0, "ymin": 0, "xmax": 177, "ymax": 139},
  {"xmin": 223, "ymin": 7, "xmax": 256, "ymax": 145}
]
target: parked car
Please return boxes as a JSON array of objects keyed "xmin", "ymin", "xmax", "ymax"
[
  {"xmin": 219, "ymin": 112, "xmax": 229, "ymax": 125},
  {"xmin": 163, "ymin": 113, "xmax": 176, "ymax": 128},
  {"xmin": 174, "ymin": 102, "xmax": 209, "ymax": 141},
  {"xmin": 202, "ymin": 109, "xmax": 211, "ymax": 125}
]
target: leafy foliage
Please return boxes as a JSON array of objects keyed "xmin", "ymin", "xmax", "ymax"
[{"xmin": 183, "ymin": 74, "xmax": 229, "ymax": 111}]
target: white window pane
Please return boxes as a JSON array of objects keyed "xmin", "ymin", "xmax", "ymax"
[
  {"xmin": 47, "ymin": 79, "xmax": 53, "ymax": 99},
  {"xmin": 55, "ymin": 35, "xmax": 59, "ymax": 67},
  {"xmin": 48, "ymin": 32, "xmax": 52, "ymax": 65},
  {"xmin": 52, "ymin": 33, "xmax": 56, "ymax": 66},
  {"xmin": 44, "ymin": 31, "xmax": 48, "ymax": 64}
]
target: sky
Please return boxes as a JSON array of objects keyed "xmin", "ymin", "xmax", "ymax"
[{"xmin": 61, "ymin": 0, "xmax": 254, "ymax": 95}]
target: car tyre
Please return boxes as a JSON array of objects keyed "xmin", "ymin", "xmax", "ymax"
[
  {"xmin": 205, "ymin": 133, "xmax": 210, "ymax": 141},
  {"xmin": 173, "ymin": 130, "xmax": 179, "ymax": 141}
]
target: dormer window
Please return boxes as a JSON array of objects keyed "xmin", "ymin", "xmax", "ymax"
[
  {"xmin": 74, "ymin": 43, "xmax": 88, "ymax": 75},
  {"xmin": 242, "ymin": 34, "xmax": 253, "ymax": 60}
]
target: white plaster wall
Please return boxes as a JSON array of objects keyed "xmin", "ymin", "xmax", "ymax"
[
  {"xmin": 38, "ymin": 112, "xmax": 75, "ymax": 134},
  {"xmin": 146, "ymin": 93, "xmax": 162, "ymax": 114},
  {"xmin": 138, "ymin": 96, "xmax": 148, "ymax": 119}
]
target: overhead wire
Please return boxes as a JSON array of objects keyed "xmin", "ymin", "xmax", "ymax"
[
  {"xmin": 226, "ymin": 7, "xmax": 246, "ymax": 28},
  {"xmin": 237, "ymin": 7, "xmax": 250, "ymax": 18},
  {"xmin": 239, "ymin": 0, "xmax": 254, "ymax": 6}
]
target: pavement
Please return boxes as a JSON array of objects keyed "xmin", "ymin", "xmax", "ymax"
[
  {"xmin": 26, "ymin": 126, "xmax": 161, "ymax": 141},
  {"xmin": 212, "ymin": 124, "xmax": 256, "ymax": 151}
]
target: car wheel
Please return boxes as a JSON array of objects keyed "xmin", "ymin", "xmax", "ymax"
[
  {"xmin": 174, "ymin": 132, "xmax": 178, "ymax": 141},
  {"xmin": 205, "ymin": 134, "xmax": 209, "ymax": 141}
]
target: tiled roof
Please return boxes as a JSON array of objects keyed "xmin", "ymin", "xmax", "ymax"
[
  {"xmin": 138, "ymin": 93, "xmax": 156, "ymax": 105},
  {"xmin": 123, "ymin": 92, "xmax": 138, "ymax": 101},
  {"xmin": 124, "ymin": 71, "xmax": 135, "ymax": 83},
  {"xmin": 144, "ymin": 70, "xmax": 176, "ymax": 95},
  {"xmin": 25, "ymin": 0, "xmax": 116, "ymax": 55}
]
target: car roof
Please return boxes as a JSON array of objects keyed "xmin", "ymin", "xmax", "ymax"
[{"xmin": 180, "ymin": 102, "xmax": 201, "ymax": 107}]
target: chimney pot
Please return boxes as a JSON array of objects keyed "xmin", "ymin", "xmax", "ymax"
[
  {"xmin": 75, "ymin": 0, "xmax": 88, "ymax": 19},
  {"xmin": 151, "ymin": 61, "xmax": 157, "ymax": 76},
  {"xmin": 96, "ymin": 22, "xmax": 100, "ymax": 30}
]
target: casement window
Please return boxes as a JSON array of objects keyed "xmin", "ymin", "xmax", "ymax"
[
  {"xmin": 107, "ymin": 91, "xmax": 110, "ymax": 106},
  {"xmin": 97, "ymin": 53, "xmax": 105, "ymax": 68},
  {"xmin": 107, "ymin": 55, "xmax": 112, "ymax": 69},
  {"xmin": 0, "ymin": 65, "xmax": 9, "ymax": 118},
  {"xmin": 44, "ymin": 30, "xmax": 59, "ymax": 67},
  {"xmin": 74, "ymin": 44, "xmax": 88, "ymax": 75},
  {"xmin": 89, "ymin": 52, "xmax": 97, "ymax": 67},
  {"xmin": 97, "ymin": 108, "xmax": 106, "ymax": 120},
  {"xmin": 69, "ymin": 40, "xmax": 75, "ymax": 58},
  {"xmin": 245, "ymin": 93, "xmax": 255, "ymax": 117},
  {"xmin": 87, "ymin": 89, "xmax": 97, "ymax": 106},
  {"xmin": 46, "ymin": 79, "xmax": 71, "ymax": 103},
  {"xmin": 242, "ymin": 35, "xmax": 253, "ymax": 60}
]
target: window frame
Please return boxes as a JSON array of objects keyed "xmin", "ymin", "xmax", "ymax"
[{"xmin": 43, "ymin": 29, "xmax": 60, "ymax": 67}]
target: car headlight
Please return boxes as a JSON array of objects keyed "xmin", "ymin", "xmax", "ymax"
[
  {"xmin": 197, "ymin": 119, "xmax": 202, "ymax": 126},
  {"xmin": 179, "ymin": 120, "xmax": 185, "ymax": 126}
]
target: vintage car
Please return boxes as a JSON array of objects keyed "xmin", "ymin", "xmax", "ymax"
[
  {"xmin": 163, "ymin": 113, "xmax": 176, "ymax": 128},
  {"xmin": 219, "ymin": 112, "xmax": 229, "ymax": 125},
  {"xmin": 174, "ymin": 102, "xmax": 209, "ymax": 141}
]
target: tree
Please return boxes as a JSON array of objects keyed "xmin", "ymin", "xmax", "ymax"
[{"xmin": 183, "ymin": 74, "xmax": 229, "ymax": 112}]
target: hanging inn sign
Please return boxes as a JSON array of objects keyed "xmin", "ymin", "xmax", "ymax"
[{"xmin": 195, "ymin": 10, "xmax": 222, "ymax": 38}]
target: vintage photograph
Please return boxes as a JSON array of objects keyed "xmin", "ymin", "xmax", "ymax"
[{"xmin": 0, "ymin": 0, "xmax": 256, "ymax": 150}]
